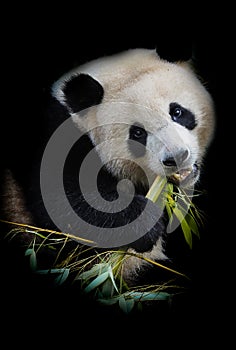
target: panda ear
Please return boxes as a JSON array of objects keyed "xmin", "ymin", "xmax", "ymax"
[{"xmin": 63, "ymin": 73, "xmax": 104, "ymax": 113}]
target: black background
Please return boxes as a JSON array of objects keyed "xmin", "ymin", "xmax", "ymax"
[{"xmin": 0, "ymin": 7, "xmax": 233, "ymax": 344}]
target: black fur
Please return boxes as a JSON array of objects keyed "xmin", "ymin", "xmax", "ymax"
[
  {"xmin": 169, "ymin": 102, "xmax": 197, "ymax": 130},
  {"xmin": 63, "ymin": 73, "xmax": 104, "ymax": 113}
]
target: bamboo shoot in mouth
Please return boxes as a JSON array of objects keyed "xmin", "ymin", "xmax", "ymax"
[
  {"xmin": 145, "ymin": 175, "xmax": 167, "ymax": 203},
  {"xmin": 145, "ymin": 167, "xmax": 194, "ymax": 204},
  {"xmin": 145, "ymin": 173, "xmax": 202, "ymax": 249},
  {"xmin": 169, "ymin": 166, "xmax": 195, "ymax": 185}
]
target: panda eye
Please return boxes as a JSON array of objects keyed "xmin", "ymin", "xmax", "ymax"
[
  {"xmin": 169, "ymin": 102, "xmax": 197, "ymax": 130},
  {"xmin": 132, "ymin": 128, "xmax": 145, "ymax": 139},
  {"xmin": 171, "ymin": 107, "xmax": 182, "ymax": 120},
  {"xmin": 129, "ymin": 124, "xmax": 147, "ymax": 141},
  {"xmin": 128, "ymin": 124, "xmax": 147, "ymax": 157}
]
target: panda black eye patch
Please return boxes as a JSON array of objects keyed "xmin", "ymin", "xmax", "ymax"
[
  {"xmin": 128, "ymin": 124, "xmax": 147, "ymax": 157},
  {"xmin": 169, "ymin": 102, "xmax": 197, "ymax": 130}
]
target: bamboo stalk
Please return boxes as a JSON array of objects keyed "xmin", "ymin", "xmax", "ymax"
[{"xmin": 145, "ymin": 175, "xmax": 167, "ymax": 203}]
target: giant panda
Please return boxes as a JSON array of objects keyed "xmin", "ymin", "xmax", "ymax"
[{"xmin": 1, "ymin": 48, "xmax": 215, "ymax": 295}]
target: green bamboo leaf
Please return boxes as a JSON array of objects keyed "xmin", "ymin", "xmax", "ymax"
[
  {"xmin": 185, "ymin": 213, "xmax": 200, "ymax": 238},
  {"xmin": 84, "ymin": 271, "xmax": 109, "ymax": 293},
  {"xmin": 108, "ymin": 265, "xmax": 119, "ymax": 293},
  {"xmin": 24, "ymin": 249, "xmax": 33, "ymax": 256},
  {"xmin": 172, "ymin": 207, "xmax": 192, "ymax": 248},
  {"xmin": 76, "ymin": 263, "xmax": 108, "ymax": 281},
  {"xmin": 118, "ymin": 296, "xmax": 135, "ymax": 314},
  {"xmin": 172, "ymin": 206, "xmax": 185, "ymax": 224},
  {"xmin": 54, "ymin": 268, "xmax": 70, "ymax": 285},
  {"xmin": 181, "ymin": 218, "xmax": 193, "ymax": 249},
  {"xmin": 129, "ymin": 291, "xmax": 170, "ymax": 301},
  {"xmin": 101, "ymin": 278, "xmax": 114, "ymax": 298},
  {"xmin": 25, "ymin": 248, "xmax": 37, "ymax": 271},
  {"xmin": 165, "ymin": 202, "xmax": 173, "ymax": 225},
  {"xmin": 166, "ymin": 182, "xmax": 174, "ymax": 195}
]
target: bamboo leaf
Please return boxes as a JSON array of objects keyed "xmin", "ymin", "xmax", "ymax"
[
  {"xmin": 129, "ymin": 291, "xmax": 170, "ymax": 301},
  {"xmin": 118, "ymin": 296, "xmax": 135, "ymax": 314},
  {"xmin": 171, "ymin": 207, "xmax": 193, "ymax": 248},
  {"xmin": 172, "ymin": 206, "xmax": 185, "ymax": 224},
  {"xmin": 185, "ymin": 213, "xmax": 200, "ymax": 238},
  {"xmin": 108, "ymin": 265, "xmax": 119, "ymax": 293},
  {"xmin": 101, "ymin": 278, "xmax": 114, "ymax": 298},
  {"xmin": 168, "ymin": 205, "xmax": 185, "ymax": 233},
  {"xmin": 166, "ymin": 182, "xmax": 174, "ymax": 193},
  {"xmin": 54, "ymin": 268, "xmax": 70, "ymax": 285},
  {"xmin": 77, "ymin": 263, "xmax": 108, "ymax": 281},
  {"xmin": 84, "ymin": 271, "xmax": 109, "ymax": 293},
  {"xmin": 165, "ymin": 202, "xmax": 173, "ymax": 225},
  {"xmin": 181, "ymin": 218, "xmax": 193, "ymax": 249},
  {"xmin": 25, "ymin": 248, "xmax": 37, "ymax": 271}
]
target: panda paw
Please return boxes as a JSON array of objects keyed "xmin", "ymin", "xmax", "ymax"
[{"xmin": 127, "ymin": 214, "xmax": 166, "ymax": 253}]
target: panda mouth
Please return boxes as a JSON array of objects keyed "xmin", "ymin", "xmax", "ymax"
[{"xmin": 168, "ymin": 163, "xmax": 199, "ymax": 186}]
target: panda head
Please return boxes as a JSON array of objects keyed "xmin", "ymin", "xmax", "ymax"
[{"xmin": 52, "ymin": 48, "xmax": 215, "ymax": 191}]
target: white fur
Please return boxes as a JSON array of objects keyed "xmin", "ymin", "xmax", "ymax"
[{"xmin": 52, "ymin": 48, "xmax": 215, "ymax": 165}]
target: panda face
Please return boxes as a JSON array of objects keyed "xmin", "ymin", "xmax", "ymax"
[
  {"xmin": 87, "ymin": 104, "xmax": 200, "ymax": 189},
  {"xmin": 52, "ymin": 49, "xmax": 215, "ymax": 190}
]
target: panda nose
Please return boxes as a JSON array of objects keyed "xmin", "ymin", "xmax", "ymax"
[{"xmin": 162, "ymin": 149, "xmax": 190, "ymax": 167}]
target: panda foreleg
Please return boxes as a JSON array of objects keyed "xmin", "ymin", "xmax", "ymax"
[{"xmin": 66, "ymin": 189, "xmax": 167, "ymax": 253}]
